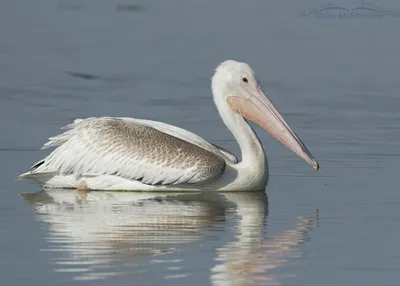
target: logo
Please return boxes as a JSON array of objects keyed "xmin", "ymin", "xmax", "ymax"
[{"xmin": 297, "ymin": 1, "xmax": 400, "ymax": 19}]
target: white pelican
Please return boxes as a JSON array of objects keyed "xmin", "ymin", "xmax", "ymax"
[{"xmin": 20, "ymin": 60, "xmax": 319, "ymax": 191}]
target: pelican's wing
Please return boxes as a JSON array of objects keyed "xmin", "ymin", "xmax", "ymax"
[
  {"xmin": 24, "ymin": 117, "xmax": 227, "ymax": 185},
  {"xmin": 211, "ymin": 144, "xmax": 238, "ymax": 164},
  {"xmin": 119, "ymin": 118, "xmax": 238, "ymax": 164}
]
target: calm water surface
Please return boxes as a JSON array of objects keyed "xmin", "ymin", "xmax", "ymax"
[{"xmin": 1, "ymin": 0, "xmax": 400, "ymax": 285}]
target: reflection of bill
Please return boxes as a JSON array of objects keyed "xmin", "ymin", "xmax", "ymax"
[
  {"xmin": 23, "ymin": 190, "xmax": 316, "ymax": 284},
  {"xmin": 212, "ymin": 194, "xmax": 315, "ymax": 286}
]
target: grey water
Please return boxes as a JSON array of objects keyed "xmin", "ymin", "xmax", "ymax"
[{"xmin": 1, "ymin": 0, "xmax": 400, "ymax": 285}]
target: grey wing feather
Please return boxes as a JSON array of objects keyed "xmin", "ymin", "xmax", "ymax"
[{"xmin": 31, "ymin": 117, "xmax": 226, "ymax": 185}]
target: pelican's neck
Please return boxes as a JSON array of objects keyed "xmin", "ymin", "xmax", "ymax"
[{"xmin": 212, "ymin": 88, "xmax": 266, "ymax": 167}]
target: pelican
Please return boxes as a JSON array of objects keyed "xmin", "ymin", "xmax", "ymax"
[{"xmin": 19, "ymin": 60, "xmax": 319, "ymax": 191}]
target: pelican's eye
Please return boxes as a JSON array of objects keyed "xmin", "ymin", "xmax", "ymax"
[{"xmin": 242, "ymin": 77, "xmax": 248, "ymax": 83}]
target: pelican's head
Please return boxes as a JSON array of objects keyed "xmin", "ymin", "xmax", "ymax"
[{"xmin": 212, "ymin": 60, "xmax": 319, "ymax": 171}]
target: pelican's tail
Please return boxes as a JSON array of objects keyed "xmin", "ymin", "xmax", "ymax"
[{"xmin": 18, "ymin": 170, "xmax": 56, "ymax": 183}]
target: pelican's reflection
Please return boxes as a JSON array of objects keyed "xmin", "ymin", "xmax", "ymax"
[{"xmin": 22, "ymin": 189, "xmax": 316, "ymax": 284}]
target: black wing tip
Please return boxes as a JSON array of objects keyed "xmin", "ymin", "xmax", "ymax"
[{"xmin": 31, "ymin": 160, "xmax": 45, "ymax": 171}]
